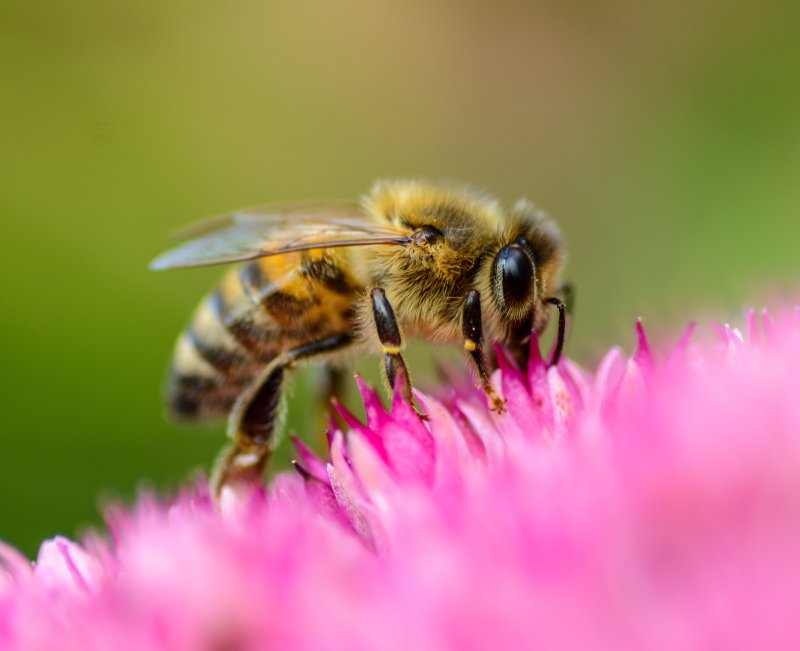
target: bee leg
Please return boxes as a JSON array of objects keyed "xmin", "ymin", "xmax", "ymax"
[
  {"xmin": 558, "ymin": 282, "xmax": 575, "ymax": 319},
  {"xmin": 462, "ymin": 290, "xmax": 506, "ymax": 413},
  {"xmin": 320, "ymin": 367, "xmax": 347, "ymax": 406},
  {"xmin": 508, "ymin": 313, "xmax": 534, "ymax": 371},
  {"xmin": 545, "ymin": 297, "xmax": 567, "ymax": 366},
  {"xmin": 370, "ymin": 288, "xmax": 413, "ymax": 404},
  {"xmin": 316, "ymin": 366, "xmax": 347, "ymax": 442},
  {"xmin": 212, "ymin": 333, "xmax": 352, "ymax": 497}
]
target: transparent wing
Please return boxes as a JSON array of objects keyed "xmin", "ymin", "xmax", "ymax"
[
  {"xmin": 150, "ymin": 202, "xmax": 410, "ymax": 270},
  {"xmin": 165, "ymin": 201, "xmax": 365, "ymax": 242}
]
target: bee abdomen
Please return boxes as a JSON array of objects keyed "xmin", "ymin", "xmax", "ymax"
[
  {"xmin": 166, "ymin": 327, "xmax": 250, "ymax": 421},
  {"xmin": 167, "ymin": 274, "xmax": 279, "ymax": 421},
  {"xmin": 167, "ymin": 367, "xmax": 237, "ymax": 421},
  {"xmin": 166, "ymin": 254, "xmax": 360, "ymax": 423}
]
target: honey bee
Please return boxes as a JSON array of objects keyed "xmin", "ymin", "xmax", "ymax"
[{"xmin": 152, "ymin": 180, "xmax": 568, "ymax": 494}]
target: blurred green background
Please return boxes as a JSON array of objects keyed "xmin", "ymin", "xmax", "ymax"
[{"xmin": 2, "ymin": 0, "xmax": 799, "ymax": 555}]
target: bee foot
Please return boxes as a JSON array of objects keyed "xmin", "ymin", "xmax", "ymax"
[{"xmin": 488, "ymin": 394, "xmax": 507, "ymax": 414}]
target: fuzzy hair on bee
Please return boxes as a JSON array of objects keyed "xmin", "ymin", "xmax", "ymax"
[{"xmin": 151, "ymin": 180, "xmax": 568, "ymax": 495}]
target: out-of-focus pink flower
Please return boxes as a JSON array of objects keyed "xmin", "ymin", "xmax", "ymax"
[{"xmin": 3, "ymin": 309, "xmax": 800, "ymax": 650}]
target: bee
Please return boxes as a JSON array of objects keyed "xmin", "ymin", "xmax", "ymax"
[{"xmin": 151, "ymin": 180, "xmax": 568, "ymax": 494}]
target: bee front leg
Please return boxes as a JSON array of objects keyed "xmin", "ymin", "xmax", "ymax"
[
  {"xmin": 212, "ymin": 333, "xmax": 352, "ymax": 497},
  {"xmin": 541, "ymin": 281, "xmax": 575, "ymax": 367},
  {"xmin": 462, "ymin": 290, "xmax": 506, "ymax": 413},
  {"xmin": 545, "ymin": 297, "xmax": 567, "ymax": 366},
  {"xmin": 557, "ymin": 282, "xmax": 575, "ymax": 319},
  {"xmin": 370, "ymin": 288, "xmax": 413, "ymax": 404}
]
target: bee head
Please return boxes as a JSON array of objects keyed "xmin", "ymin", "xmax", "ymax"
[
  {"xmin": 490, "ymin": 239, "xmax": 538, "ymax": 321},
  {"xmin": 482, "ymin": 200, "xmax": 565, "ymax": 350}
]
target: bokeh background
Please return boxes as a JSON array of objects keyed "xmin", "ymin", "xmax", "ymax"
[{"xmin": 2, "ymin": 0, "xmax": 799, "ymax": 555}]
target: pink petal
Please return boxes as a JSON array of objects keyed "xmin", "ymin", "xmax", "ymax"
[
  {"xmin": 355, "ymin": 373, "xmax": 390, "ymax": 432},
  {"xmin": 34, "ymin": 537, "xmax": 103, "ymax": 594},
  {"xmin": 495, "ymin": 344, "xmax": 540, "ymax": 437},
  {"xmin": 547, "ymin": 365, "xmax": 578, "ymax": 442},
  {"xmin": 665, "ymin": 321, "xmax": 697, "ymax": 369},
  {"xmin": 634, "ymin": 317, "xmax": 654, "ymax": 376},
  {"xmin": 414, "ymin": 391, "xmax": 482, "ymax": 488},
  {"xmin": 527, "ymin": 330, "xmax": 546, "ymax": 383},
  {"xmin": 527, "ymin": 341, "xmax": 556, "ymax": 434},
  {"xmin": 456, "ymin": 398, "xmax": 505, "ymax": 465},
  {"xmin": 745, "ymin": 307, "xmax": 759, "ymax": 345},
  {"xmin": 591, "ymin": 347, "xmax": 626, "ymax": 416},
  {"xmin": 327, "ymin": 432, "xmax": 384, "ymax": 550},
  {"xmin": 301, "ymin": 472, "xmax": 350, "ymax": 527},
  {"xmin": 291, "ymin": 434, "xmax": 329, "ymax": 483},
  {"xmin": 347, "ymin": 431, "xmax": 397, "ymax": 514},
  {"xmin": 562, "ymin": 359, "xmax": 592, "ymax": 405},
  {"xmin": 0, "ymin": 541, "xmax": 32, "ymax": 593}
]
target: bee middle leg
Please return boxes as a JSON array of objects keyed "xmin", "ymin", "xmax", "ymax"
[
  {"xmin": 370, "ymin": 288, "xmax": 412, "ymax": 403},
  {"xmin": 212, "ymin": 333, "xmax": 352, "ymax": 496},
  {"xmin": 462, "ymin": 290, "xmax": 506, "ymax": 412}
]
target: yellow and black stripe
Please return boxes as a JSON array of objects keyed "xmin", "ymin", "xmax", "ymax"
[{"xmin": 167, "ymin": 251, "xmax": 360, "ymax": 422}]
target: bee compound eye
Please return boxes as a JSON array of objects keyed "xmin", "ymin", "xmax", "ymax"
[{"xmin": 494, "ymin": 243, "xmax": 534, "ymax": 307}]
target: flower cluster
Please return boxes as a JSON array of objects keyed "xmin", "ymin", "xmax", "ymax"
[{"xmin": 2, "ymin": 309, "xmax": 800, "ymax": 650}]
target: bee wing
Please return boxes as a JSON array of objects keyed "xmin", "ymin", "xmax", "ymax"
[
  {"xmin": 165, "ymin": 201, "xmax": 365, "ymax": 242},
  {"xmin": 150, "ymin": 203, "xmax": 411, "ymax": 270}
]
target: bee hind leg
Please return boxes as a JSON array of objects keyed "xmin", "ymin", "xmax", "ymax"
[
  {"xmin": 320, "ymin": 367, "xmax": 348, "ymax": 407},
  {"xmin": 211, "ymin": 333, "xmax": 352, "ymax": 498}
]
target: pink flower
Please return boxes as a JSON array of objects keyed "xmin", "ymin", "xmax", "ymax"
[{"xmin": 3, "ymin": 308, "xmax": 800, "ymax": 650}]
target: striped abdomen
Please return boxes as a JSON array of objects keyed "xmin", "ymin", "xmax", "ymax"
[{"xmin": 167, "ymin": 251, "xmax": 361, "ymax": 421}]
